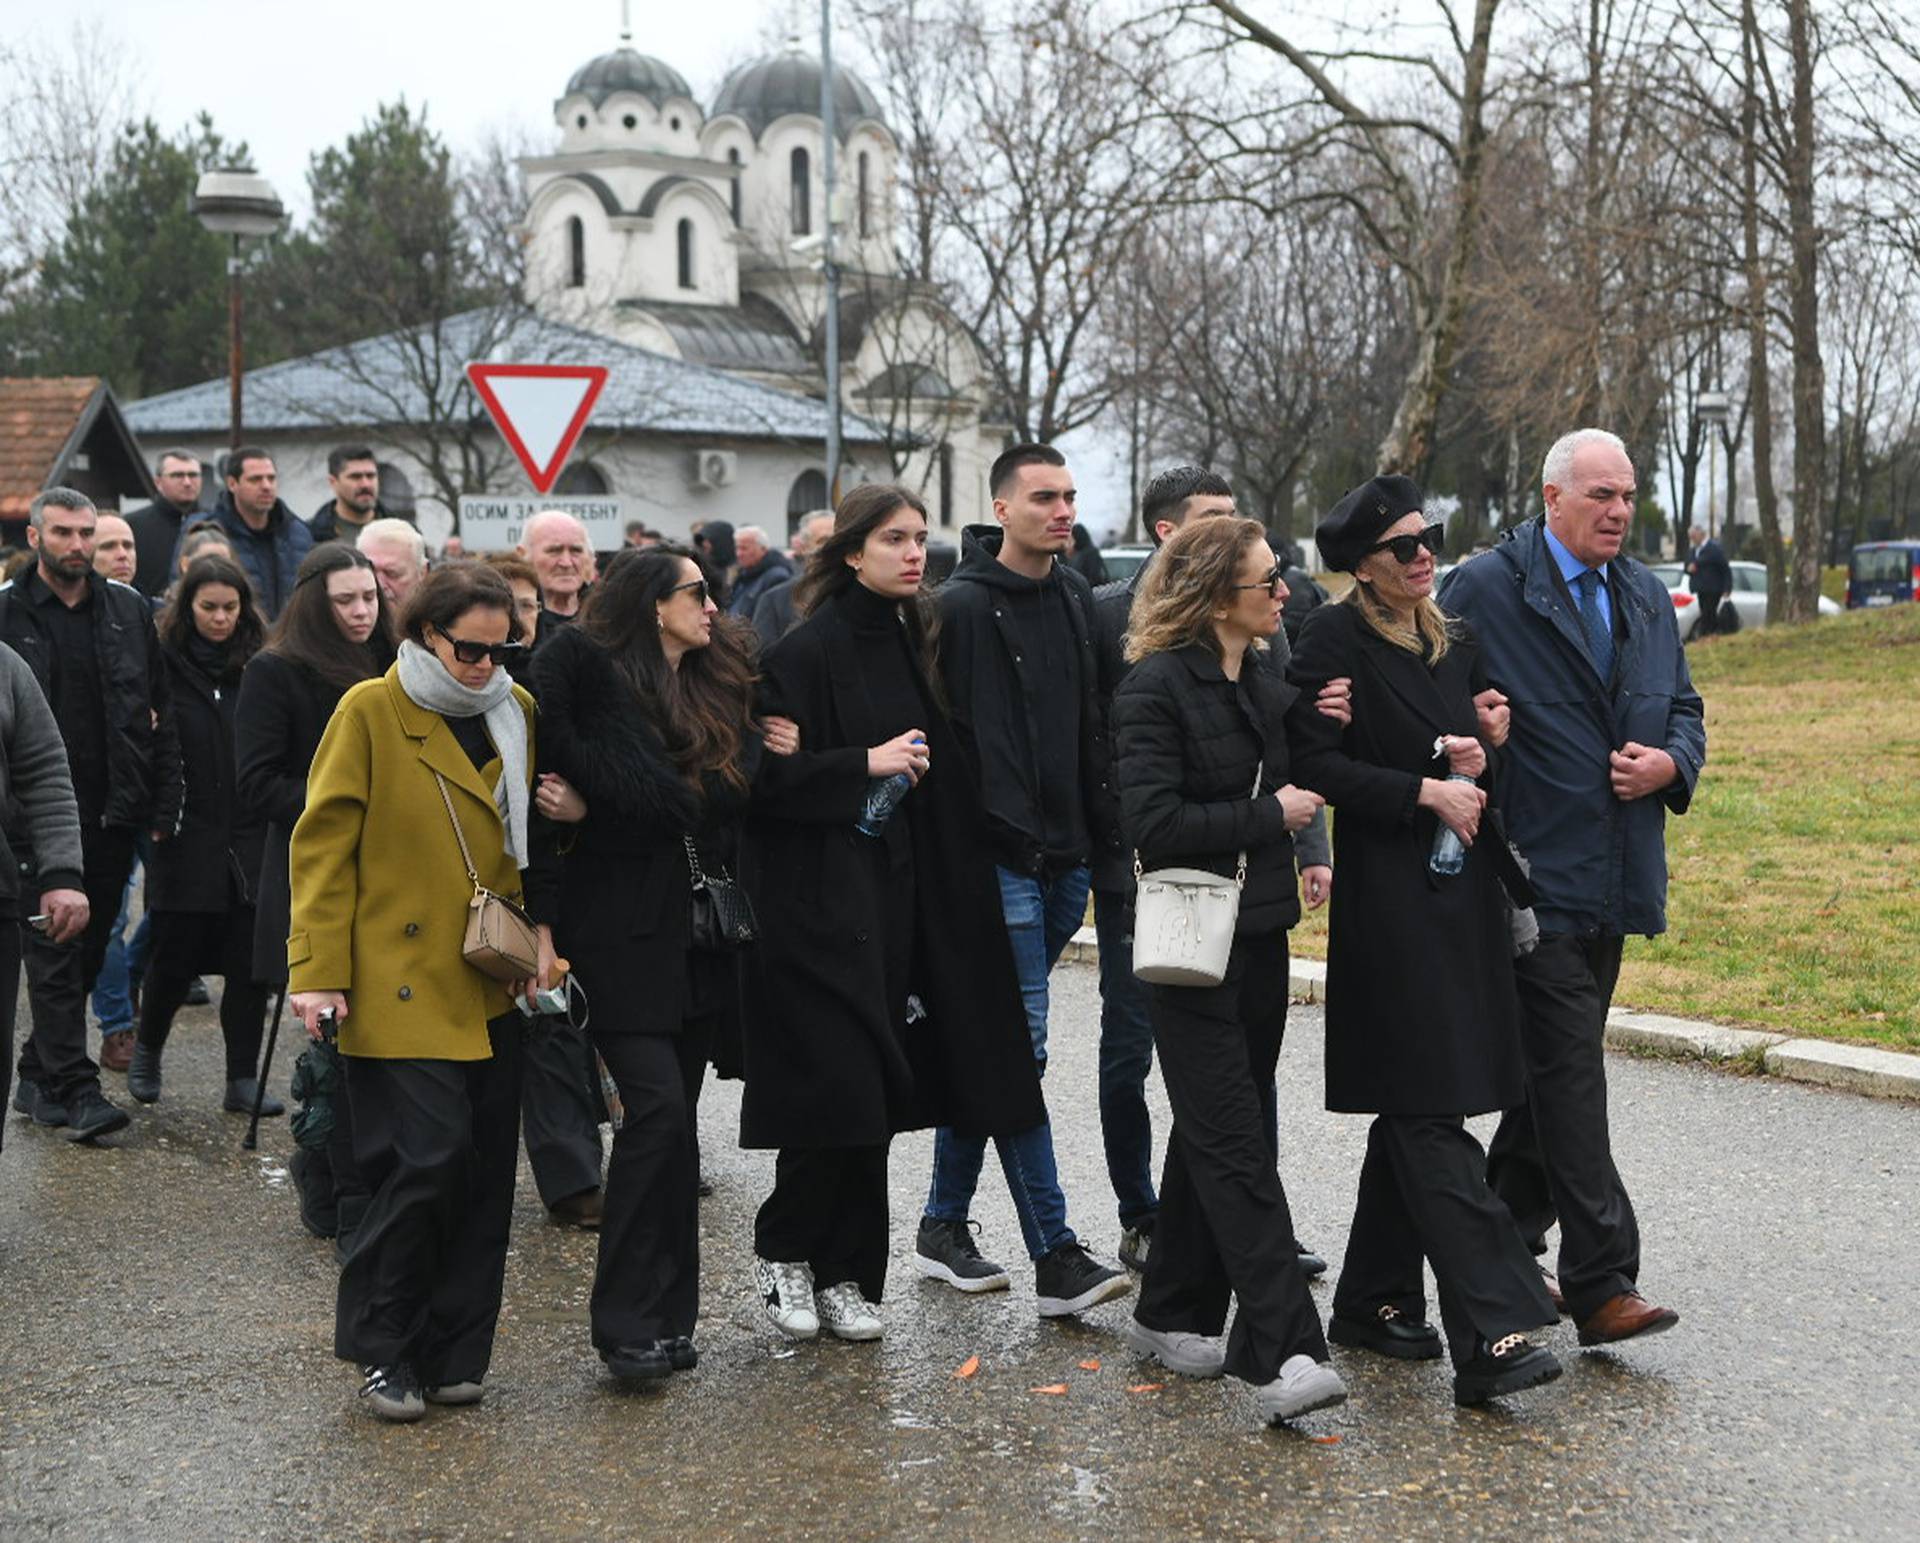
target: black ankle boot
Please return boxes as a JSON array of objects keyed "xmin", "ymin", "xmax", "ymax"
[
  {"xmin": 224, "ymin": 1077, "xmax": 284, "ymax": 1116},
  {"xmin": 127, "ymin": 1043, "xmax": 162, "ymax": 1104}
]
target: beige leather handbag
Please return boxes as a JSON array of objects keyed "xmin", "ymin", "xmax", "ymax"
[{"xmin": 434, "ymin": 773, "xmax": 540, "ymax": 982}]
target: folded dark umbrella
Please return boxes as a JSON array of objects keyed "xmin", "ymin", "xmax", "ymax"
[{"xmin": 288, "ymin": 1040, "xmax": 342, "ymax": 1150}]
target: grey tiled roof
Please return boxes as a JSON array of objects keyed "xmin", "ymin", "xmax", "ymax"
[{"xmin": 123, "ymin": 308, "xmax": 894, "ymax": 446}]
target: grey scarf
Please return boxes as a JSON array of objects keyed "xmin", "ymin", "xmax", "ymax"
[{"xmin": 396, "ymin": 639, "xmax": 530, "ymax": 869}]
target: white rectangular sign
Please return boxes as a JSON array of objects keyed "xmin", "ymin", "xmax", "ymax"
[{"xmin": 456, "ymin": 495, "xmax": 625, "ymax": 552}]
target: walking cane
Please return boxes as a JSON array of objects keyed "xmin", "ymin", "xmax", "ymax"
[{"xmin": 244, "ymin": 986, "xmax": 288, "ymax": 1152}]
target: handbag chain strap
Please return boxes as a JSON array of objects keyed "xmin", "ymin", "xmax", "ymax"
[
  {"xmin": 683, "ymin": 834, "xmax": 708, "ymax": 890},
  {"xmin": 433, "ymin": 772, "xmax": 482, "ymax": 887}
]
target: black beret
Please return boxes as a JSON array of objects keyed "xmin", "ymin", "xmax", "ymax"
[{"xmin": 1315, "ymin": 474, "xmax": 1426, "ymax": 572}]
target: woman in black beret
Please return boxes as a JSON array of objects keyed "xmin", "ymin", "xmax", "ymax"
[{"xmin": 1285, "ymin": 475, "xmax": 1563, "ymax": 1408}]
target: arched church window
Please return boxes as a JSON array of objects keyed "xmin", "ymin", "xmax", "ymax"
[
  {"xmin": 376, "ymin": 460, "xmax": 417, "ymax": 517},
  {"xmin": 677, "ymin": 219, "xmax": 695, "ymax": 290},
  {"xmin": 857, "ymin": 152, "xmax": 871, "ymax": 239},
  {"xmin": 554, "ymin": 461, "xmax": 611, "ymax": 496},
  {"xmin": 566, "ymin": 216, "xmax": 585, "ymax": 288},
  {"xmin": 790, "ymin": 147, "xmax": 811, "ymax": 237},
  {"xmin": 728, "ymin": 148, "xmax": 743, "ymax": 225},
  {"xmin": 786, "ymin": 468, "xmax": 829, "ymax": 536}
]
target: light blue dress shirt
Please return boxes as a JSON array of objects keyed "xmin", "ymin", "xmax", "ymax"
[{"xmin": 1543, "ymin": 523, "xmax": 1612, "ymax": 634}]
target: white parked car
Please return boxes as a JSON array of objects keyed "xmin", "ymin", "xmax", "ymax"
[
  {"xmin": 1648, "ymin": 560, "xmax": 1839, "ymax": 641},
  {"xmin": 1098, "ymin": 544, "xmax": 1154, "ymax": 583}
]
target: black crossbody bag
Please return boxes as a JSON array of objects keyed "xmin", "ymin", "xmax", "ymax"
[{"xmin": 684, "ymin": 835, "xmax": 758, "ymax": 950}]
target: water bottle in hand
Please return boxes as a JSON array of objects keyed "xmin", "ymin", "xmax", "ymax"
[
  {"xmin": 856, "ymin": 736, "xmax": 924, "ymax": 837},
  {"xmin": 1429, "ymin": 774, "xmax": 1477, "ymax": 876}
]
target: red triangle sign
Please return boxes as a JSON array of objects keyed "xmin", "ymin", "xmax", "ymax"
[{"xmin": 466, "ymin": 363, "xmax": 610, "ymax": 494}]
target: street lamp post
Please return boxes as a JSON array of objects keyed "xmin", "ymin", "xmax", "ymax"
[
  {"xmin": 1698, "ymin": 389, "xmax": 1730, "ymax": 542},
  {"xmin": 189, "ymin": 169, "xmax": 284, "ymax": 452},
  {"xmin": 819, "ymin": 0, "xmax": 841, "ymax": 505}
]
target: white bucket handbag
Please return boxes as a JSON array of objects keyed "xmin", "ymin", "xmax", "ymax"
[{"xmin": 1131, "ymin": 762, "xmax": 1262, "ymax": 988}]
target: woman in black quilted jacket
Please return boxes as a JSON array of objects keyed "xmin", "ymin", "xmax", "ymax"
[{"xmin": 1108, "ymin": 515, "xmax": 1344, "ymax": 1427}]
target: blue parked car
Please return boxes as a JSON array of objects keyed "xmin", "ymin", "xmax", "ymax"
[{"xmin": 1847, "ymin": 541, "xmax": 1920, "ymax": 609}]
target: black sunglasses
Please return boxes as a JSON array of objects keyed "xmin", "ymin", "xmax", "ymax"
[
  {"xmin": 435, "ymin": 627, "xmax": 527, "ymax": 667},
  {"xmin": 667, "ymin": 578, "xmax": 711, "ymax": 605},
  {"xmin": 1231, "ymin": 567, "xmax": 1287, "ymax": 598},
  {"xmin": 1367, "ymin": 523, "xmax": 1446, "ymax": 565}
]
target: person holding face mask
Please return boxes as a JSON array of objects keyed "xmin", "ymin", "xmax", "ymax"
[
  {"xmin": 740, "ymin": 485, "xmax": 1046, "ymax": 1347},
  {"xmin": 235, "ymin": 543, "xmax": 395, "ymax": 1242},
  {"xmin": 127, "ymin": 556, "xmax": 278, "ymax": 1114},
  {"xmin": 1285, "ymin": 475, "xmax": 1562, "ymax": 1409},
  {"xmin": 287, "ymin": 561, "xmax": 553, "ymax": 1423}
]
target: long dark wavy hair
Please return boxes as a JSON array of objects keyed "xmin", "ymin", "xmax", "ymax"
[
  {"xmin": 159, "ymin": 555, "xmax": 267, "ymax": 667},
  {"xmin": 794, "ymin": 483, "xmax": 942, "ymax": 702},
  {"xmin": 578, "ymin": 544, "xmax": 758, "ymax": 793},
  {"xmin": 262, "ymin": 542, "xmax": 395, "ymax": 693}
]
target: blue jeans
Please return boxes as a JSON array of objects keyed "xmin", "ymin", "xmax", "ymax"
[
  {"xmin": 91, "ymin": 846, "xmax": 152, "ymax": 1039},
  {"xmin": 1093, "ymin": 889, "xmax": 1159, "ymax": 1229},
  {"xmin": 924, "ymin": 864, "xmax": 1091, "ymax": 1260}
]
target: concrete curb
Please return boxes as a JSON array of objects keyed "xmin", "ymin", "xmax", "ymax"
[{"xmin": 1062, "ymin": 927, "xmax": 1920, "ymax": 1103}]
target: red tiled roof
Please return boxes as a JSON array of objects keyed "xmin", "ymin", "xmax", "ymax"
[{"xmin": 0, "ymin": 376, "xmax": 104, "ymax": 520}]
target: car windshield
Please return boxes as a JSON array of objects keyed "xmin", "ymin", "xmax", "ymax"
[
  {"xmin": 1853, "ymin": 548, "xmax": 1913, "ymax": 583},
  {"xmin": 1650, "ymin": 564, "xmax": 1684, "ymax": 586}
]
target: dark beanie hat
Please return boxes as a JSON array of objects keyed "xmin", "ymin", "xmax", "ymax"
[{"xmin": 1314, "ymin": 474, "xmax": 1426, "ymax": 572}]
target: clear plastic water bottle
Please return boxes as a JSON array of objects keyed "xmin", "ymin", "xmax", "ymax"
[
  {"xmin": 856, "ymin": 772, "xmax": 914, "ymax": 836},
  {"xmin": 1429, "ymin": 773, "xmax": 1477, "ymax": 876}
]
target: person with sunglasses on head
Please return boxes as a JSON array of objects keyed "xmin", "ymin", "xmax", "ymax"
[
  {"xmin": 741, "ymin": 485, "xmax": 1046, "ymax": 1347},
  {"xmin": 288, "ymin": 561, "xmax": 557, "ymax": 1423},
  {"xmin": 1109, "ymin": 515, "xmax": 1343, "ymax": 1427},
  {"xmin": 1284, "ymin": 474, "xmax": 1562, "ymax": 1409},
  {"xmin": 235, "ymin": 543, "xmax": 395, "ymax": 1246},
  {"xmin": 531, "ymin": 545, "xmax": 781, "ymax": 1384}
]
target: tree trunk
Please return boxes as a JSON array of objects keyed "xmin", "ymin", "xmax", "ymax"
[
  {"xmin": 1783, "ymin": 0, "xmax": 1827, "ymax": 621},
  {"xmin": 1741, "ymin": 1, "xmax": 1789, "ymax": 619}
]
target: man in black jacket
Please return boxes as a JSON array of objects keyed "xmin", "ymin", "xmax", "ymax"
[
  {"xmin": 752, "ymin": 512, "xmax": 834, "ymax": 647},
  {"xmin": 1684, "ymin": 524, "xmax": 1732, "ymax": 639},
  {"xmin": 306, "ymin": 444, "xmax": 390, "ymax": 545},
  {"xmin": 201, "ymin": 448, "xmax": 314, "ymax": 620},
  {"xmin": 913, "ymin": 443, "xmax": 1130, "ymax": 1319},
  {"xmin": 2, "ymin": 489, "xmax": 183, "ymax": 1141},
  {"xmin": 126, "ymin": 449, "xmax": 205, "ymax": 599},
  {"xmin": 1090, "ymin": 467, "xmax": 1342, "ymax": 1274}
]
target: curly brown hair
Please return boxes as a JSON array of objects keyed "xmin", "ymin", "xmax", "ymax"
[{"xmin": 1123, "ymin": 516, "xmax": 1268, "ymax": 663}]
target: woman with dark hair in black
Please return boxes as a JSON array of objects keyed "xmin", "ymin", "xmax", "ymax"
[
  {"xmin": 534, "ymin": 543, "xmax": 771, "ymax": 1383},
  {"xmin": 234, "ymin": 542, "xmax": 393, "ymax": 1240},
  {"xmin": 127, "ymin": 555, "xmax": 277, "ymax": 1112},
  {"xmin": 741, "ymin": 485, "xmax": 1044, "ymax": 1345}
]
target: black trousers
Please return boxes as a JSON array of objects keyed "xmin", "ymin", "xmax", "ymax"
[
  {"xmin": 1137, "ymin": 932, "xmax": 1327, "ymax": 1384},
  {"xmin": 0, "ymin": 917, "xmax": 25, "ymax": 1154},
  {"xmin": 1487, "ymin": 932, "xmax": 1640, "ymax": 1322},
  {"xmin": 520, "ymin": 1015, "xmax": 604, "ymax": 1207},
  {"xmin": 1334, "ymin": 1116, "xmax": 1557, "ymax": 1365},
  {"xmin": 589, "ymin": 1027, "xmax": 706, "ymax": 1350},
  {"xmin": 16, "ymin": 824, "xmax": 137, "ymax": 1102},
  {"xmin": 137, "ymin": 906, "xmax": 269, "ymax": 1080},
  {"xmin": 755, "ymin": 1144, "xmax": 891, "ymax": 1303},
  {"xmin": 1694, "ymin": 588, "xmax": 1726, "ymax": 638},
  {"xmin": 335, "ymin": 1016, "xmax": 522, "ymax": 1383}
]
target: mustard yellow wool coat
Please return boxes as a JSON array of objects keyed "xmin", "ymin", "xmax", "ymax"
[{"xmin": 287, "ymin": 667, "xmax": 536, "ymax": 1060}]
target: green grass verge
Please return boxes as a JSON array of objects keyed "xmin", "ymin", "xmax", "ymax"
[{"xmin": 1290, "ymin": 604, "xmax": 1920, "ymax": 1050}]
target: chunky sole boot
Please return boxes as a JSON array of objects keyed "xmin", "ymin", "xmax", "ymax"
[{"xmin": 1453, "ymin": 1337, "xmax": 1564, "ymax": 1406}]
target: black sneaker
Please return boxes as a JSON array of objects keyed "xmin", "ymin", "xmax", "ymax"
[
  {"xmin": 1453, "ymin": 1334, "xmax": 1563, "ymax": 1407},
  {"xmin": 666, "ymin": 1336, "xmax": 698, "ymax": 1371},
  {"xmin": 184, "ymin": 976, "xmax": 212, "ymax": 1006},
  {"xmin": 360, "ymin": 1362, "xmax": 426, "ymax": 1421},
  {"xmin": 913, "ymin": 1217, "xmax": 1011, "ymax": 1294},
  {"xmin": 65, "ymin": 1089, "xmax": 130, "ymax": 1142},
  {"xmin": 25, "ymin": 1081, "xmax": 70, "ymax": 1128},
  {"xmin": 11, "ymin": 1077, "xmax": 38, "ymax": 1117},
  {"xmin": 1295, "ymin": 1239, "xmax": 1328, "ymax": 1278},
  {"xmin": 1118, "ymin": 1218, "xmax": 1155, "ymax": 1273},
  {"xmin": 601, "ymin": 1341, "xmax": 673, "ymax": 1382},
  {"xmin": 1035, "ymin": 1241, "xmax": 1132, "ymax": 1318}
]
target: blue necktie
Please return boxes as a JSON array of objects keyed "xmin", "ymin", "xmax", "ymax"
[{"xmin": 1575, "ymin": 569, "xmax": 1613, "ymax": 682}]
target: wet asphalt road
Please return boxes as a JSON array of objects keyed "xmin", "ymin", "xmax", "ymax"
[{"xmin": 2, "ymin": 962, "xmax": 1916, "ymax": 1542}]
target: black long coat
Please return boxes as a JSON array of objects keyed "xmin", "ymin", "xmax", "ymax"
[
  {"xmin": 146, "ymin": 643, "xmax": 264, "ymax": 917},
  {"xmin": 1286, "ymin": 602, "xmax": 1525, "ymax": 1118},
  {"xmin": 235, "ymin": 650, "xmax": 344, "ymax": 985},
  {"xmin": 531, "ymin": 622, "xmax": 747, "ymax": 1038},
  {"xmin": 738, "ymin": 590, "xmax": 1046, "ymax": 1150}
]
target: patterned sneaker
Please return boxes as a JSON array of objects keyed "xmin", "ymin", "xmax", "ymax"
[
  {"xmin": 359, "ymin": 1362, "xmax": 426, "ymax": 1423},
  {"xmin": 1118, "ymin": 1221, "xmax": 1154, "ymax": 1273},
  {"xmin": 913, "ymin": 1217, "xmax": 1011, "ymax": 1293},
  {"xmin": 1255, "ymin": 1354, "xmax": 1347, "ymax": 1424},
  {"xmin": 816, "ymin": 1281, "xmax": 883, "ymax": 1342},
  {"xmin": 754, "ymin": 1255, "xmax": 820, "ymax": 1339}
]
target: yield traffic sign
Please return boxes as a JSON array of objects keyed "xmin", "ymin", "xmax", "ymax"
[{"xmin": 465, "ymin": 363, "xmax": 609, "ymax": 494}]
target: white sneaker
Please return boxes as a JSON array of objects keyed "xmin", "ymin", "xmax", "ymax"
[
  {"xmin": 1255, "ymin": 1354, "xmax": 1348, "ymax": 1424},
  {"xmin": 815, "ymin": 1281, "xmax": 884, "ymax": 1342},
  {"xmin": 1120, "ymin": 1316, "xmax": 1225, "ymax": 1379},
  {"xmin": 755, "ymin": 1255, "xmax": 819, "ymax": 1339}
]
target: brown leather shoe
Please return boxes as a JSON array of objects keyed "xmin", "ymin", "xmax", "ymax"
[
  {"xmin": 548, "ymin": 1188, "xmax": 604, "ymax": 1230},
  {"xmin": 1540, "ymin": 1266, "xmax": 1565, "ymax": 1317},
  {"xmin": 1577, "ymin": 1290, "xmax": 1678, "ymax": 1346},
  {"xmin": 98, "ymin": 1032, "xmax": 135, "ymax": 1073}
]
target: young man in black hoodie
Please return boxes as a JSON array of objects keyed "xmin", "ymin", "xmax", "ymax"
[{"xmin": 914, "ymin": 443, "xmax": 1130, "ymax": 1318}]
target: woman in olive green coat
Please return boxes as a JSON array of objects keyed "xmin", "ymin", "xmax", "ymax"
[{"xmin": 289, "ymin": 561, "xmax": 552, "ymax": 1424}]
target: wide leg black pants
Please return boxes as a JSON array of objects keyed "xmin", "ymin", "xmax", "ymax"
[
  {"xmin": 520, "ymin": 1015, "xmax": 604, "ymax": 1208},
  {"xmin": 1136, "ymin": 932, "xmax": 1326, "ymax": 1385},
  {"xmin": 1486, "ymin": 932, "xmax": 1641, "ymax": 1322},
  {"xmin": 754, "ymin": 1144, "xmax": 892, "ymax": 1303},
  {"xmin": 335, "ymin": 1015, "xmax": 522, "ymax": 1385},
  {"xmin": 1334, "ymin": 1116, "xmax": 1557, "ymax": 1365}
]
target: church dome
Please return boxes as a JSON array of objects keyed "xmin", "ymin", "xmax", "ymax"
[
  {"xmin": 563, "ymin": 46, "xmax": 694, "ymax": 110},
  {"xmin": 710, "ymin": 47, "xmax": 887, "ymax": 139}
]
